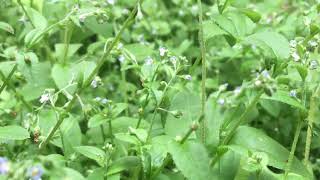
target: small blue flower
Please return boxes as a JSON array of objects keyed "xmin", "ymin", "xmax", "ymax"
[
  {"xmin": 0, "ymin": 157, "xmax": 10, "ymax": 175},
  {"xmin": 27, "ymin": 165, "xmax": 44, "ymax": 180}
]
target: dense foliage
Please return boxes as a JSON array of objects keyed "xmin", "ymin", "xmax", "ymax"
[{"xmin": 0, "ymin": 0, "xmax": 320, "ymax": 179}]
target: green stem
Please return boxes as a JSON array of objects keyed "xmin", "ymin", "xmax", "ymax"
[
  {"xmin": 136, "ymin": 64, "xmax": 161, "ymax": 128},
  {"xmin": 39, "ymin": 0, "xmax": 142, "ymax": 151},
  {"xmin": 17, "ymin": 0, "xmax": 35, "ymax": 28},
  {"xmin": 222, "ymin": 91, "xmax": 263, "ymax": 145},
  {"xmin": 304, "ymin": 86, "xmax": 320, "ymax": 165},
  {"xmin": 108, "ymin": 119, "xmax": 114, "ymax": 144},
  {"xmin": 0, "ymin": 64, "xmax": 17, "ymax": 95},
  {"xmin": 146, "ymin": 75, "xmax": 175, "ymax": 141},
  {"xmin": 197, "ymin": 0, "xmax": 207, "ymax": 143},
  {"xmin": 211, "ymin": 91, "xmax": 263, "ymax": 167},
  {"xmin": 284, "ymin": 120, "xmax": 302, "ymax": 179},
  {"xmin": 100, "ymin": 125, "xmax": 106, "ymax": 143},
  {"xmin": 62, "ymin": 23, "xmax": 73, "ymax": 65},
  {"xmin": 121, "ymin": 67, "xmax": 129, "ymax": 116},
  {"xmin": 180, "ymin": 128, "xmax": 194, "ymax": 144}
]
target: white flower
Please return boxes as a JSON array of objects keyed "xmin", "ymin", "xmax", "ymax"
[
  {"xmin": 261, "ymin": 70, "xmax": 271, "ymax": 79},
  {"xmin": 184, "ymin": 75, "xmax": 192, "ymax": 81},
  {"xmin": 310, "ymin": 60, "xmax": 318, "ymax": 69},
  {"xmin": 289, "ymin": 40, "xmax": 297, "ymax": 48},
  {"xmin": 170, "ymin": 56, "xmax": 177, "ymax": 64},
  {"xmin": 234, "ymin": 86, "xmax": 242, "ymax": 95},
  {"xmin": 308, "ymin": 40, "xmax": 318, "ymax": 47},
  {"xmin": 101, "ymin": 98, "xmax": 109, "ymax": 104},
  {"xmin": 145, "ymin": 56, "xmax": 153, "ymax": 65},
  {"xmin": 291, "ymin": 52, "xmax": 300, "ymax": 62},
  {"xmin": 217, "ymin": 98, "xmax": 225, "ymax": 106},
  {"xmin": 289, "ymin": 90, "xmax": 297, "ymax": 98},
  {"xmin": 191, "ymin": 5, "xmax": 198, "ymax": 15},
  {"xmin": 39, "ymin": 93, "xmax": 50, "ymax": 104},
  {"xmin": 106, "ymin": 0, "xmax": 116, "ymax": 5},
  {"xmin": 94, "ymin": 97, "xmax": 102, "ymax": 102},
  {"xmin": 304, "ymin": 17, "xmax": 311, "ymax": 26},
  {"xmin": 254, "ymin": 80, "xmax": 262, "ymax": 87},
  {"xmin": 122, "ymin": 8, "xmax": 129, "ymax": 15},
  {"xmin": 118, "ymin": 55, "xmax": 125, "ymax": 63},
  {"xmin": 159, "ymin": 47, "xmax": 168, "ymax": 57},
  {"xmin": 117, "ymin": 43, "xmax": 123, "ymax": 49},
  {"xmin": 79, "ymin": 14, "xmax": 87, "ymax": 23},
  {"xmin": 91, "ymin": 76, "xmax": 101, "ymax": 88},
  {"xmin": 219, "ymin": 83, "xmax": 228, "ymax": 91}
]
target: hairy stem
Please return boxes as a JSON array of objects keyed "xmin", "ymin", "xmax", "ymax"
[
  {"xmin": 304, "ymin": 86, "xmax": 320, "ymax": 165},
  {"xmin": 284, "ymin": 120, "xmax": 302, "ymax": 179},
  {"xmin": 62, "ymin": 22, "xmax": 73, "ymax": 65},
  {"xmin": 197, "ymin": 0, "xmax": 207, "ymax": 143}
]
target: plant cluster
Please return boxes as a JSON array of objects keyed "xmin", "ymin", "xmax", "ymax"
[{"xmin": 0, "ymin": 0, "xmax": 320, "ymax": 179}]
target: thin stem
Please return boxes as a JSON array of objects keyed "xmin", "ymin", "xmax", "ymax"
[
  {"xmin": 284, "ymin": 120, "xmax": 302, "ymax": 179},
  {"xmin": 197, "ymin": 0, "xmax": 207, "ymax": 143},
  {"xmin": 39, "ymin": 0, "xmax": 142, "ymax": 151},
  {"xmin": 146, "ymin": 75, "xmax": 175, "ymax": 141},
  {"xmin": 284, "ymin": 81, "xmax": 307, "ymax": 179},
  {"xmin": 62, "ymin": 22, "xmax": 73, "ymax": 65},
  {"xmin": 136, "ymin": 64, "xmax": 161, "ymax": 128},
  {"xmin": 0, "ymin": 70, "xmax": 32, "ymax": 111},
  {"xmin": 108, "ymin": 120, "xmax": 114, "ymax": 144},
  {"xmin": 100, "ymin": 125, "xmax": 106, "ymax": 143},
  {"xmin": 121, "ymin": 67, "xmax": 129, "ymax": 116},
  {"xmin": 0, "ymin": 64, "xmax": 17, "ymax": 95},
  {"xmin": 222, "ymin": 91, "xmax": 263, "ymax": 145},
  {"xmin": 211, "ymin": 91, "xmax": 263, "ymax": 167},
  {"xmin": 304, "ymin": 86, "xmax": 320, "ymax": 165},
  {"xmin": 17, "ymin": 0, "xmax": 35, "ymax": 28}
]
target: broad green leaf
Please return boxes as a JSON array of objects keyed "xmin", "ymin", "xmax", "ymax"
[
  {"xmin": 26, "ymin": 7, "xmax": 48, "ymax": 29},
  {"xmin": 262, "ymin": 90, "xmax": 305, "ymax": 110},
  {"xmin": 124, "ymin": 43, "xmax": 154, "ymax": 61},
  {"xmin": 50, "ymin": 168, "xmax": 85, "ymax": 180},
  {"xmin": 230, "ymin": 126, "xmax": 312, "ymax": 179},
  {"xmin": 0, "ymin": 126, "xmax": 29, "ymax": 140},
  {"xmin": 88, "ymin": 114, "xmax": 108, "ymax": 128},
  {"xmin": 84, "ymin": 16, "xmax": 113, "ymax": 38},
  {"xmin": 165, "ymin": 90, "xmax": 201, "ymax": 137},
  {"xmin": 0, "ymin": 21, "xmax": 14, "ymax": 34},
  {"xmin": 150, "ymin": 135, "xmax": 171, "ymax": 167},
  {"xmin": 74, "ymin": 146, "xmax": 106, "ymax": 166},
  {"xmin": 168, "ymin": 141, "xmax": 212, "ymax": 180},
  {"xmin": 54, "ymin": 44, "xmax": 82, "ymax": 60},
  {"xmin": 203, "ymin": 20, "xmax": 229, "ymax": 41},
  {"xmin": 239, "ymin": 9, "xmax": 261, "ymax": 23},
  {"xmin": 107, "ymin": 156, "xmax": 141, "ymax": 175},
  {"xmin": 245, "ymin": 31, "xmax": 290, "ymax": 59},
  {"xmin": 51, "ymin": 64, "xmax": 77, "ymax": 95}
]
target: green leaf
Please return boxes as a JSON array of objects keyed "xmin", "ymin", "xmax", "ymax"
[
  {"xmin": 51, "ymin": 64, "xmax": 77, "ymax": 95},
  {"xmin": 0, "ymin": 126, "xmax": 29, "ymax": 140},
  {"xmin": 107, "ymin": 156, "xmax": 141, "ymax": 175},
  {"xmin": 88, "ymin": 114, "xmax": 108, "ymax": 128},
  {"xmin": 26, "ymin": 7, "xmax": 48, "ymax": 29},
  {"xmin": 262, "ymin": 90, "xmax": 305, "ymax": 110},
  {"xmin": 168, "ymin": 141, "xmax": 212, "ymax": 180},
  {"xmin": 0, "ymin": 21, "xmax": 14, "ymax": 34},
  {"xmin": 230, "ymin": 126, "xmax": 312, "ymax": 179},
  {"xmin": 124, "ymin": 43, "xmax": 154, "ymax": 61},
  {"xmin": 239, "ymin": 9, "xmax": 261, "ymax": 23},
  {"xmin": 54, "ymin": 43, "xmax": 82, "ymax": 60},
  {"xmin": 245, "ymin": 31, "xmax": 290, "ymax": 59},
  {"xmin": 84, "ymin": 16, "xmax": 113, "ymax": 38},
  {"xmin": 165, "ymin": 90, "xmax": 201, "ymax": 137},
  {"xmin": 74, "ymin": 146, "xmax": 106, "ymax": 166}
]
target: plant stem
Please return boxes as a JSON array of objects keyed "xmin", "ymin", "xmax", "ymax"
[
  {"xmin": 221, "ymin": 91, "xmax": 263, "ymax": 145},
  {"xmin": 197, "ymin": 0, "xmax": 207, "ymax": 143},
  {"xmin": 100, "ymin": 125, "xmax": 106, "ymax": 143},
  {"xmin": 284, "ymin": 120, "xmax": 302, "ymax": 179},
  {"xmin": 284, "ymin": 81, "xmax": 307, "ymax": 179},
  {"xmin": 146, "ymin": 75, "xmax": 175, "ymax": 141},
  {"xmin": 210, "ymin": 91, "xmax": 263, "ymax": 167},
  {"xmin": 304, "ymin": 86, "xmax": 320, "ymax": 165},
  {"xmin": 0, "ymin": 64, "xmax": 17, "ymax": 95},
  {"xmin": 17, "ymin": 0, "xmax": 36, "ymax": 28},
  {"xmin": 39, "ymin": 0, "xmax": 142, "ymax": 151},
  {"xmin": 62, "ymin": 23, "xmax": 73, "ymax": 65},
  {"xmin": 121, "ymin": 67, "xmax": 129, "ymax": 116}
]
